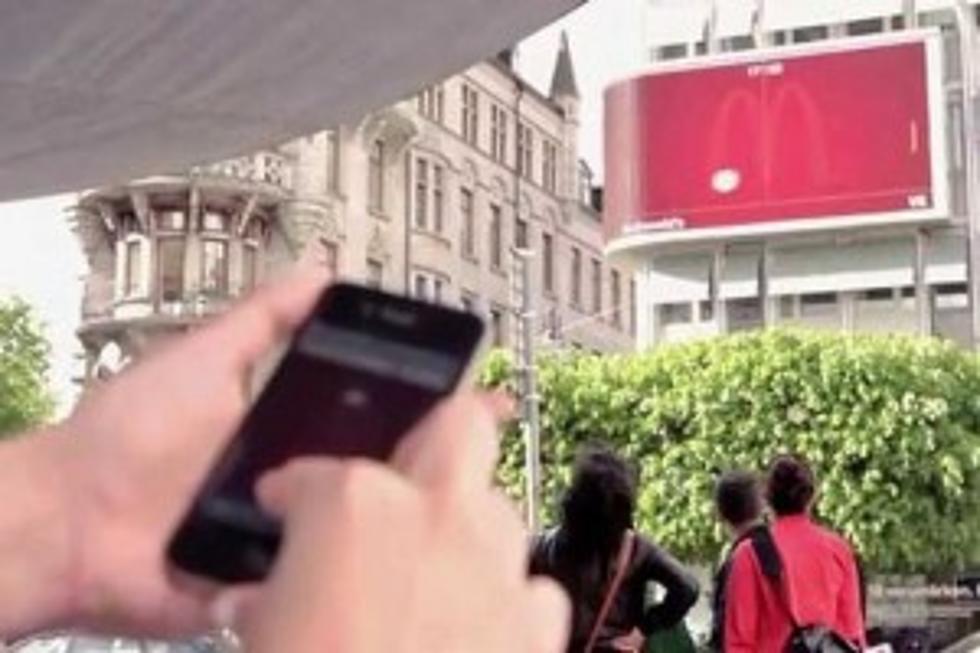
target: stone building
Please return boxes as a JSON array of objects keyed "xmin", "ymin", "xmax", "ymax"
[{"xmin": 73, "ymin": 37, "xmax": 635, "ymax": 382}]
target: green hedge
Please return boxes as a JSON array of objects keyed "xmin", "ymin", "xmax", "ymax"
[{"xmin": 481, "ymin": 329, "xmax": 980, "ymax": 574}]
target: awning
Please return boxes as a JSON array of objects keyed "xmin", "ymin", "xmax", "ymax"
[
  {"xmin": 769, "ymin": 238, "xmax": 915, "ymax": 296},
  {"xmin": 719, "ymin": 249, "xmax": 760, "ymax": 299},
  {"xmin": 648, "ymin": 254, "xmax": 711, "ymax": 302},
  {"xmin": 926, "ymin": 230, "xmax": 968, "ymax": 284},
  {"xmin": 0, "ymin": 0, "xmax": 580, "ymax": 201}
]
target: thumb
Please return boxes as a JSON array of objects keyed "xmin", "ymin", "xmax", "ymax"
[{"xmin": 254, "ymin": 458, "xmax": 345, "ymax": 519}]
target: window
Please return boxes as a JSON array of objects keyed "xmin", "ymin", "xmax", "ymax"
[
  {"xmin": 542, "ymin": 233, "xmax": 554, "ymax": 293},
  {"xmin": 155, "ymin": 209, "xmax": 186, "ymax": 232},
  {"xmin": 461, "ymin": 84, "xmax": 479, "ymax": 145},
  {"xmin": 800, "ymin": 292, "xmax": 838, "ymax": 317},
  {"xmin": 417, "ymin": 85, "xmax": 445, "ymax": 122},
  {"xmin": 661, "ymin": 303, "xmax": 693, "ymax": 326},
  {"xmin": 699, "ymin": 300, "xmax": 715, "ymax": 322},
  {"xmin": 543, "ymin": 141, "xmax": 558, "ymax": 193},
  {"xmin": 242, "ymin": 244, "xmax": 259, "ymax": 293},
  {"xmin": 490, "ymin": 204, "xmax": 503, "ymax": 269},
  {"xmin": 415, "ymin": 158, "xmax": 429, "ymax": 229},
  {"xmin": 367, "ymin": 259, "xmax": 383, "ymax": 289},
  {"xmin": 611, "ymin": 270, "xmax": 622, "ymax": 328},
  {"xmin": 325, "ymin": 129, "xmax": 340, "ymax": 193},
  {"xmin": 119, "ymin": 211, "xmax": 140, "ymax": 236},
  {"xmin": 490, "ymin": 307, "xmax": 505, "ymax": 347},
  {"xmin": 202, "ymin": 210, "xmax": 229, "ymax": 233},
  {"xmin": 571, "ymin": 247, "xmax": 582, "ymax": 308},
  {"xmin": 792, "ymin": 26, "xmax": 829, "ymax": 43},
  {"xmin": 861, "ymin": 288, "xmax": 894, "ymax": 301},
  {"xmin": 414, "ymin": 274, "xmax": 430, "ymax": 300},
  {"xmin": 368, "ymin": 139, "xmax": 385, "ymax": 212},
  {"xmin": 847, "ymin": 18, "xmax": 884, "ymax": 35},
  {"xmin": 157, "ymin": 238, "xmax": 185, "ymax": 303},
  {"xmin": 433, "ymin": 164, "xmax": 444, "ymax": 233},
  {"xmin": 779, "ymin": 295, "xmax": 796, "ymax": 319},
  {"xmin": 516, "ymin": 123, "xmax": 534, "ymax": 181},
  {"xmin": 434, "ymin": 278, "xmax": 444, "ymax": 304},
  {"xmin": 515, "ymin": 217, "xmax": 529, "ymax": 249},
  {"xmin": 319, "ymin": 239, "xmax": 339, "ymax": 277},
  {"xmin": 657, "ymin": 44, "xmax": 687, "ymax": 61},
  {"xmin": 579, "ymin": 162, "xmax": 594, "ymax": 206},
  {"xmin": 491, "ymin": 105, "xmax": 508, "ymax": 162},
  {"xmin": 461, "ymin": 293, "xmax": 477, "ymax": 313},
  {"xmin": 591, "ymin": 258, "xmax": 602, "ymax": 314},
  {"xmin": 124, "ymin": 240, "xmax": 141, "ymax": 297},
  {"xmin": 201, "ymin": 239, "xmax": 229, "ymax": 295},
  {"xmin": 461, "ymin": 188, "xmax": 475, "ymax": 258}
]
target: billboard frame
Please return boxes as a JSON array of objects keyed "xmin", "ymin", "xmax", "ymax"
[{"xmin": 605, "ymin": 28, "xmax": 951, "ymax": 256}]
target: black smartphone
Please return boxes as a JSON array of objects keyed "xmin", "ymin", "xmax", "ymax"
[{"xmin": 167, "ymin": 282, "xmax": 485, "ymax": 583}]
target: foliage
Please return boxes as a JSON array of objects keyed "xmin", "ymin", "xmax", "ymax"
[
  {"xmin": 480, "ymin": 329, "xmax": 980, "ymax": 574},
  {"xmin": 0, "ymin": 297, "xmax": 54, "ymax": 437}
]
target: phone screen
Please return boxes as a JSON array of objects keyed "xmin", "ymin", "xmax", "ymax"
[{"xmin": 168, "ymin": 283, "xmax": 484, "ymax": 582}]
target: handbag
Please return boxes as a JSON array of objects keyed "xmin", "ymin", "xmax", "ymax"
[
  {"xmin": 750, "ymin": 529, "xmax": 860, "ymax": 653},
  {"xmin": 644, "ymin": 621, "xmax": 696, "ymax": 653},
  {"xmin": 584, "ymin": 530, "xmax": 638, "ymax": 653}
]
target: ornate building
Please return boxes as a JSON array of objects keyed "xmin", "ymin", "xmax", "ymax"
[{"xmin": 73, "ymin": 37, "xmax": 635, "ymax": 382}]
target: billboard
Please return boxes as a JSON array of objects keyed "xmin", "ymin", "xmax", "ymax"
[{"xmin": 604, "ymin": 31, "xmax": 949, "ymax": 252}]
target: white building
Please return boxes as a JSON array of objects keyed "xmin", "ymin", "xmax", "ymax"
[
  {"xmin": 73, "ymin": 40, "xmax": 636, "ymax": 384},
  {"xmin": 608, "ymin": 1, "xmax": 980, "ymax": 349}
]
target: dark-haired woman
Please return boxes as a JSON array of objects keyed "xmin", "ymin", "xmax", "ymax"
[
  {"xmin": 529, "ymin": 447, "xmax": 699, "ymax": 653},
  {"xmin": 724, "ymin": 454, "xmax": 866, "ymax": 652}
]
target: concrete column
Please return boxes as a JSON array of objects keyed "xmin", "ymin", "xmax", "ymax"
[{"xmin": 915, "ymin": 229, "xmax": 933, "ymax": 336}]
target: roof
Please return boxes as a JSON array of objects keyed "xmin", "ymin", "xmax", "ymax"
[{"xmin": 550, "ymin": 31, "xmax": 580, "ymax": 99}]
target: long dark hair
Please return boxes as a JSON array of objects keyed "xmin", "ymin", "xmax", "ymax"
[{"xmin": 559, "ymin": 446, "xmax": 637, "ymax": 560}]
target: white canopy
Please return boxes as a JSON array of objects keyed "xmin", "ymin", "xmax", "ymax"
[{"xmin": 0, "ymin": 0, "xmax": 580, "ymax": 201}]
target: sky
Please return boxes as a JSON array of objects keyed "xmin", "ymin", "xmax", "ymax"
[{"xmin": 0, "ymin": 0, "xmax": 644, "ymax": 416}]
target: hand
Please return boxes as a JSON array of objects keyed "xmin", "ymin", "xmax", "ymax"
[
  {"xmin": 235, "ymin": 394, "xmax": 570, "ymax": 653},
  {"xmin": 51, "ymin": 270, "xmax": 327, "ymax": 636}
]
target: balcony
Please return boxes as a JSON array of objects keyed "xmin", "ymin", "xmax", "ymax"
[{"xmin": 190, "ymin": 150, "xmax": 291, "ymax": 192}]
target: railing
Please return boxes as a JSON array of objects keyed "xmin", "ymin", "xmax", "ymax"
[{"xmin": 192, "ymin": 150, "xmax": 291, "ymax": 190}]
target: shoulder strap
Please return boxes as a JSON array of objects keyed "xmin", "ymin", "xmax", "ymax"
[
  {"xmin": 749, "ymin": 527, "xmax": 801, "ymax": 630},
  {"xmin": 585, "ymin": 530, "xmax": 636, "ymax": 653}
]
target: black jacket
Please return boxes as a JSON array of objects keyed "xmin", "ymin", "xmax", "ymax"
[
  {"xmin": 708, "ymin": 524, "xmax": 768, "ymax": 652},
  {"xmin": 530, "ymin": 528, "xmax": 700, "ymax": 653}
]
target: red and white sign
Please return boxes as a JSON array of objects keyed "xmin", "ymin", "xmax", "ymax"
[{"xmin": 604, "ymin": 31, "xmax": 949, "ymax": 251}]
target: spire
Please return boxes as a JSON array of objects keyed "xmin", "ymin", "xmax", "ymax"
[{"xmin": 549, "ymin": 31, "xmax": 579, "ymax": 101}]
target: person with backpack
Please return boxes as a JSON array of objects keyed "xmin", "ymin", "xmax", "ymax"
[
  {"xmin": 724, "ymin": 454, "xmax": 866, "ymax": 652},
  {"xmin": 530, "ymin": 447, "xmax": 700, "ymax": 653},
  {"xmin": 708, "ymin": 470, "xmax": 767, "ymax": 652}
]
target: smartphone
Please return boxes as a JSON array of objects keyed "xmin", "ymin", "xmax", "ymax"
[{"xmin": 167, "ymin": 282, "xmax": 485, "ymax": 583}]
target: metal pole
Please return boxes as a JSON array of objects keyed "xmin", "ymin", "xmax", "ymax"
[
  {"xmin": 953, "ymin": 1, "xmax": 980, "ymax": 349},
  {"xmin": 510, "ymin": 247, "xmax": 541, "ymax": 530}
]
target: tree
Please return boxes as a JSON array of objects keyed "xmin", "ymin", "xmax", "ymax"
[
  {"xmin": 0, "ymin": 297, "xmax": 54, "ymax": 438},
  {"xmin": 481, "ymin": 329, "xmax": 980, "ymax": 574}
]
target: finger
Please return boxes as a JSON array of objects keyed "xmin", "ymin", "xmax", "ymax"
[
  {"xmin": 523, "ymin": 578, "xmax": 572, "ymax": 653},
  {"xmin": 210, "ymin": 585, "xmax": 261, "ymax": 629},
  {"xmin": 197, "ymin": 267, "xmax": 330, "ymax": 373},
  {"xmin": 391, "ymin": 393, "xmax": 500, "ymax": 496},
  {"xmin": 482, "ymin": 389, "xmax": 517, "ymax": 424},
  {"xmin": 254, "ymin": 458, "xmax": 346, "ymax": 519}
]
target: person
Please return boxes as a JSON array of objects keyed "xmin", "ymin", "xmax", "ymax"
[
  {"xmin": 708, "ymin": 470, "xmax": 765, "ymax": 652},
  {"xmin": 530, "ymin": 447, "xmax": 699, "ymax": 653},
  {"xmin": 0, "ymin": 269, "xmax": 570, "ymax": 653},
  {"xmin": 724, "ymin": 454, "xmax": 866, "ymax": 652}
]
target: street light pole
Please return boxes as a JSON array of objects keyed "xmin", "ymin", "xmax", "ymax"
[{"xmin": 510, "ymin": 246, "xmax": 541, "ymax": 530}]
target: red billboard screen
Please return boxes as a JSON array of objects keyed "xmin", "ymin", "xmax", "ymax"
[{"xmin": 604, "ymin": 32, "xmax": 948, "ymax": 250}]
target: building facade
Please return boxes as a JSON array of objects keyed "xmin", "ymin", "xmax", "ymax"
[
  {"xmin": 73, "ymin": 38, "xmax": 635, "ymax": 382},
  {"xmin": 609, "ymin": 1, "xmax": 980, "ymax": 350}
]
